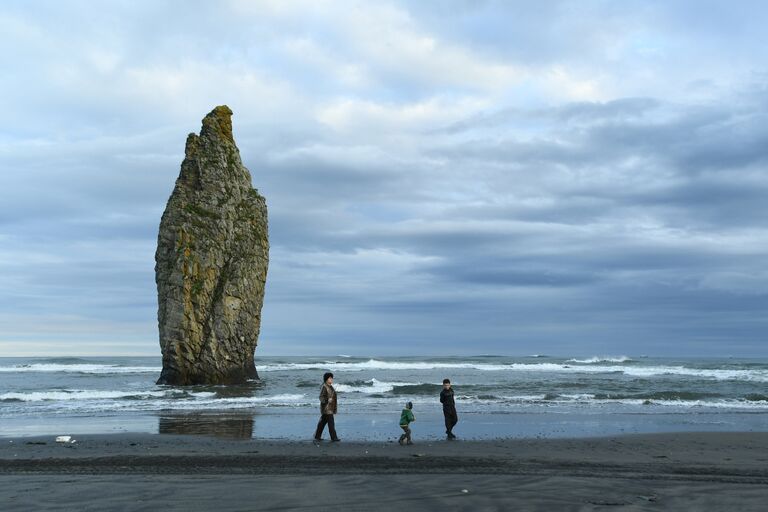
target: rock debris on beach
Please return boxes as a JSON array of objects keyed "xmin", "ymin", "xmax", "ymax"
[{"xmin": 155, "ymin": 106, "xmax": 269, "ymax": 385}]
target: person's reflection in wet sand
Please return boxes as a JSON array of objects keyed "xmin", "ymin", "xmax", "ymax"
[{"xmin": 158, "ymin": 413, "xmax": 255, "ymax": 439}]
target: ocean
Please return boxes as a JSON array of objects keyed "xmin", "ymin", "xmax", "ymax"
[{"xmin": 2, "ymin": 355, "xmax": 768, "ymax": 440}]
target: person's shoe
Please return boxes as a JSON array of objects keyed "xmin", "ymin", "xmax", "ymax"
[
  {"xmin": 331, "ymin": 438, "xmax": 341, "ymax": 442},
  {"xmin": 313, "ymin": 437, "xmax": 323, "ymax": 442}
]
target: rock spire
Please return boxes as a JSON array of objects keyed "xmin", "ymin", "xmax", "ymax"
[{"xmin": 155, "ymin": 106, "xmax": 268, "ymax": 385}]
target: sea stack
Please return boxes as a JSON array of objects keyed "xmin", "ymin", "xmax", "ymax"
[{"xmin": 155, "ymin": 106, "xmax": 268, "ymax": 385}]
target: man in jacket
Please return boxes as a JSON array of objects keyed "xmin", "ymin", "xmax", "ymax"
[
  {"xmin": 440, "ymin": 378, "xmax": 458, "ymax": 439},
  {"xmin": 314, "ymin": 372, "xmax": 340, "ymax": 442}
]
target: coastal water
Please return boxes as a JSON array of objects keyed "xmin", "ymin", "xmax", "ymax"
[{"xmin": 2, "ymin": 355, "xmax": 768, "ymax": 440}]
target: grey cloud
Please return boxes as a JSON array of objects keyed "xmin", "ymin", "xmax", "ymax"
[{"xmin": 2, "ymin": 1, "xmax": 767, "ymax": 356}]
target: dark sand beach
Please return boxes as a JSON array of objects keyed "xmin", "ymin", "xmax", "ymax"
[{"xmin": 2, "ymin": 431, "xmax": 768, "ymax": 511}]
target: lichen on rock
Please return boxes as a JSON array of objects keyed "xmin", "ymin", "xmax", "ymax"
[{"xmin": 155, "ymin": 105, "xmax": 268, "ymax": 385}]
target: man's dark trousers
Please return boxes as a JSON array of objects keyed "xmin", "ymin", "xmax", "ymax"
[{"xmin": 443, "ymin": 407, "xmax": 458, "ymax": 435}]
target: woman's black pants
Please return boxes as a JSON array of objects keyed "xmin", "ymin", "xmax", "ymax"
[{"xmin": 314, "ymin": 414, "xmax": 338, "ymax": 440}]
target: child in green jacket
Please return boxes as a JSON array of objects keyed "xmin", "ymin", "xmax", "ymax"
[{"xmin": 398, "ymin": 401, "xmax": 415, "ymax": 445}]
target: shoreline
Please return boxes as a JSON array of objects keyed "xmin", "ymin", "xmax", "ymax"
[
  {"xmin": 4, "ymin": 408, "xmax": 768, "ymax": 441},
  {"xmin": 3, "ymin": 431, "xmax": 768, "ymax": 510}
]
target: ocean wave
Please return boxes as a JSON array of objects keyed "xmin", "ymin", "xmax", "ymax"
[
  {"xmin": 488, "ymin": 393, "xmax": 768, "ymax": 409},
  {"xmin": 4, "ymin": 387, "xmax": 768, "ymax": 414},
  {"xmin": 4, "ymin": 359, "xmax": 764, "ymax": 383},
  {"xmin": 592, "ymin": 391, "xmax": 722, "ymax": 401},
  {"xmin": 0, "ymin": 363, "xmax": 161, "ymax": 374},
  {"xmin": 600, "ymin": 365, "xmax": 768, "ymax": 382},
  {"xmin": 195, "ymin": 393, "xmax": 307, "ymax": 404},
  {"xmin": 498, "ymin": 362, "xmax": 768, "ymax": 381},
  {"xmin": 335, "ymin": 378, "xmax": 419, "ymax": 394},
  {"xmin": 567, "ymin": 356, "xmax": 633, "ymax": 364},
  {"xmin": 643, "ymin": 399, "xmax": 768, "ymax": 410},
  {"xmin": 0, "ymin": 390, "xmax": 310, "ymax": 411},
  {"xmin": 0, "ymin": 390, "xmax": 170, "ymax": 402},
  {"xmin": 391, "ymin": 383, "xmax": 444, "ymax": 395},
  {"xmin": 258, "ymin": 359, "xmax": 768, "ymax": 381},
  {"xmin": 510, "ymin": 363, "xmax": 768, "ymax": 382},
  {"xmin": 35, "ymin": 357, "xmax": 94, "ymax": 364},
  {"xmin": 100, "ymin": 393, "xmax": 312, "ymax": 411},
  {"xmin": 295, "ymin": 380, "xmax": 320, "ymax": 388},
  {"xmin": 260, "ymin": 359, "xmax": 513, "ymax": 372},
  {"xmin": 301, "ymin": 379, "xmax": 448, "ymax": 396}
]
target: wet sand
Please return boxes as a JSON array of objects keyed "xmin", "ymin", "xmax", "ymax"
[{"xmin": 2, "ymin": 432, "xmax": 768, "ymax": 510}]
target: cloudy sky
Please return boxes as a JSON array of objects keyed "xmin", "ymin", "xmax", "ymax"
[{"xmin": 1, "ymin": 1, "xmax": 767, "ymax": 357}]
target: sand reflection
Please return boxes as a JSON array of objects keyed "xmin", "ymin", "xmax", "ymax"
[{"xmin": 158, "ymin": 413, "xmax": 255, "ymax": 439}]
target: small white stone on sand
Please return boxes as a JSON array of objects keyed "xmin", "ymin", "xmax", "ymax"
[{"xmin": 461, "ymin": 489, "xmax": 469, "ymax": 494}]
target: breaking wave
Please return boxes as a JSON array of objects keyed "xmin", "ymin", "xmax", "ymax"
[
  {"xmin": 335, "ymin": 378, "xmax": 419, "ymax": 394},
  {"xmin": 0, "ymin": 389, "xmax": 196, "ymax": 402},
  {"xmin": 2, "ymin": 358, "xmax": 767, "ymax": 383},
  {"xmin": 0, "ymin": 364, "xmax": 161, "ymax": 374},
  {"xmin": 568, "ymin": 356, "xmax": 633, "ymax": 364},
  {"xmin": 259, "ymin": 359, "xmax": 511, "ymax": 372},
  {"xmin": 260, "ymin": 359, "xmax": 768, "ymax": 382},
  {"xmin": 391, "ymin": 383, "xmax": 444, "ymax": 395}
]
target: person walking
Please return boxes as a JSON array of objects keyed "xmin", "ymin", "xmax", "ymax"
[
  {"xmin": 440, "ymin": 378, "xmax": 458, "ymax": 439},
  {"xmin": 314, "ymin": 372, "xmax": 340, "ymax": 442},
  {"xmin": 398, "ymin": 401, "xmax": 415, "ymax": 445}
]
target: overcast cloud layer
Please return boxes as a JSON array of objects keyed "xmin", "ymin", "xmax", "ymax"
[{"xmin": 1, "ymin": 0, "xmax": 767, "ymax": 356}]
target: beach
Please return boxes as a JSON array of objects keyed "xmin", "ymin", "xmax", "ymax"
[
  {"xmin": 2, "ymin": 431, "xmax": 768, "ymax": 511},
  {"xmin": 3, "ymin": 356, "xmax": 768, "ymax": 509}
]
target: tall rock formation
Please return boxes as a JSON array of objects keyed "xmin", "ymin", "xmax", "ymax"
[{"xmin": 155, "ymin": 106, "xmax": 268, "ymax": 385}]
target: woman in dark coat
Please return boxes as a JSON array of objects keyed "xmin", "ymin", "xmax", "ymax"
[{"xmin": 314, "ymin": 372, "xmax": 340, "ymax": 442}]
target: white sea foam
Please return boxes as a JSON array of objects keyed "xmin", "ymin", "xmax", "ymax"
[
  {"xmin": 3, "ymin": 386, "xmax": 767, "ymax": 414},
  {"xmin": 567, "ymin": 356, "xmax": 633, "ymax": 364},
  {"xmin": 190, "ymin": 393, "xmax": 308, "ymax": 405},
  {"xmin": 0, "ymin": 364, "xmax": 161, "ymax": 374},
  {"xmin": 187, "ymin": 392, "xmax": 217, "ymax": 398},
  {"xmin": 641, "ymin": 399, "xmax": 768, "ymax": 409},
  {"xmin": 255, "ymin": 359, "xmax": 768, "ymax": 382},
  {"xmin": 6, "ymin": 359, "xmax": 756, "ymax": 382},
  {"xmin": 590, "ymin": 365, "xmax": 768, "ymax": 382},
  {"xmin": 507, "ymin": 363, "xmax": 768, "ymax": 382},
  {"xmin": 0, "ymin": 390, "xmax": 311, "ymax": 412},
  {"xmin": 334, "ymin": 378, "xmax": 419, "ymax": 394},
  {"xmin": 259, "ymin": 359, "xmax": 512, "ymax": 372},
  {"xmin": 102, "ymin": 393, "xmax": 311, "ymax": 411},
  {"xmin": 0, "ymin": 390, "xmax": 168, "ymax": 402},
  {"xmin": 487, "ymin": 393, "xmax": 768, "ymax": 409}
]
